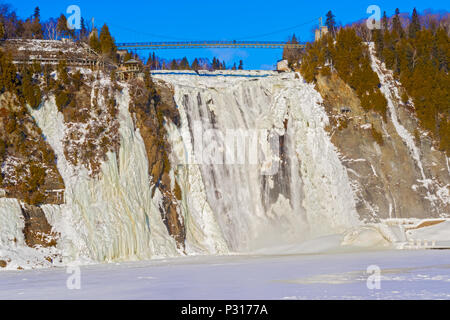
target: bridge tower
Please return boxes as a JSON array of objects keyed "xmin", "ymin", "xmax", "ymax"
[{"xmin": 315, "ymin": 17, "xmax": 328, "ymax": 41}]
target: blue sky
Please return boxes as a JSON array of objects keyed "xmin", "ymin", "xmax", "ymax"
[{"xmin": 8, "ymin": 0, "xmax": 449, "ymax": 69}]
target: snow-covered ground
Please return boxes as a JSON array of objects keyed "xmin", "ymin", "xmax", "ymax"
[{"xmin": 0, "ymin": 248, "xmax": 449, "ymax": 299}]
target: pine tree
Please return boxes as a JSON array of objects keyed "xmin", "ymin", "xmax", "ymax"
[
  {"xmin": 80, "ymin": 17, "xmax": 88, "ymax": 41},
  {"xmin": 146, "ymin": 53, "xmax": 153, "ymax": 67},
  {"xmin": 381, "ymin": 11, "xmax": 388, "ymax": 30},
  {"xmin": 57, "ymin": 59, "xmax": 69, "ymax": 85},
  {"xmin": 212, "ymin": 57, "xmax": 223, "ymax": 70},
  {"xmin": 180, "ymin": 57, "xmax": 190, "ymax": 70},
  {"xmin": 191, "ymin": 58, "xmax": 199, "ymax": 71},
  {"xmin": 408, "ymin": 8, "xmax": 421, "ymax": 38},
  {"xmin": 232, "ymin": 63, "xmax": 237, "ymax": 70},
  {"xmin": 238, "ymin": 60, "xmax": 243, "ymax": 70},
  {"xmin": 89, "ymin": 30, "xmax": 101, "ymax": 53},
  {"xmin": 31, "ymin": 6, "xmax": 43, "ymax": 39},
  {"xmin": 57, "ymin": 14, "xmax": 69, "ymax": 38},
  {"xmin": 123, "ymin": 52, "xmax": 132, "ymax": 63},
  {"xmin": 170, "ymin": 59, "xmax": 178, "ymax": 70},
  {"xmin": 325, "ymin": 11, "xmax": 336, "ymax": 36},
  {"xmin": 33, "ymin": 7, "xmax": 40, "ymax": 22},
  {"xmin": 373, "ymin": 28, "xmax": 383, "ymax": 56},
  {"xmin": 392, "ymin": 8, "xmax": 405, "ymax": 38},
  {"xmin": 0, "ymin": 22, "xmax": 5, "ymax": 39},
  {"xmin": 152, "ymin": 52, "xmax": 156, "ymax": 69},
  {"xmin": 0, "ymin": 52, "xmax": 19, "ymax": 91},
  {"xmin": 99, "ymin": 24, "xmax": 117, "ymax": 60}
]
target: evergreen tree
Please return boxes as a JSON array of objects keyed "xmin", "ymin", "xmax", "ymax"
[
  {"xmin": 392, "ymin": 8, "xmax": 405, "ymax": 38},
  {"xmin": 382, "ymin": 11, "xmax": 388, "ymax": 30},
  {"xmin": 232, "ymin": 63, "xmax": 237, "ymax": 70},
  {"xmin": 0, "ymin": 22, "xmax": 5, "ymax": 39},
  {"xmin": 283, "ymin": 34, "xmax": 303, "ymax": 68},
  {"xmin": 57, "ymin": 14, "xmax": 70, "ymax": 38},
  {"xmin": 56, "ymin": 14, "xmax": 75, "ymax": 38},
  {"xmin": 89, "ymin": 30, "xmax": 101, "ymax": 53},
  {"xmin": 123, "ymin": 52, "xmax": 132, "ymax": 63},
  {"xmin": 0, "ymin": 52, "xmax": 19, "ymax": 92},
  {"xmin": 325, "ymin": 10, "xmax": 336, "ymax": 36},
  {"xmin": 99, "ymin": 24, "xmax": 117, "ymax": 60},
  {"xmin": 146, "ymin": 53, "xmax": 153, "ymax": 67},
  {"xmin": 373, "ymin": 28, "xmax": 383, "ymax": 56},
  {"xmin": 212, "ymin": 57, "xmax": 220, "ymax": 70},
  {"xmin": 80, "ymin": 17, "xmax": 88, "ymax": 41},
  {"xmin": 408, "ymin": 8, "xmax": 421, "ymax": 38},
  {"xmin": 238, "ymin": 60, "xmax": 243, "ymax": 70},
  {"xmin": 180, "ymin": 57, "xmax": 190, "ymax": 70},
  {"xmin": 191, "ymin": 58, "xmax": 200, "ymax": 71},
  {"xmin": 152, "ymin": 52, "xmax": 156, "ymax": 69},
  {"xmin": 169, "ymin": 59, "xmax": 178, "ymax": 70},
  {"xmin": 21, "ymin": 70, "xmax": 41, "ymax": 109},
  {"xmin": 31, "ymin": 7, "xmax": 43, "ymax": 39},
  {"xmin": 57, "ymin": 59, "xmax": 69, "ymax": 85}
]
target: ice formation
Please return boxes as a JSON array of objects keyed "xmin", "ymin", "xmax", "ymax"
[{"xmin": 2, "ymin": 71, "xmax": 364, "ymax": 266}]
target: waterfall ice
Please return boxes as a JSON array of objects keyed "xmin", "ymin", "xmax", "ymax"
[
  {"xmin": 155, "ymin": 71, "xmax": 361, "ymax": 252},
  {"xmin": 29, "ymin": 86, "xmax": 179, "ymax": 264},
  {"xmin": 0, "ymin": 71, "xmax": 361, "ymax": 266}
]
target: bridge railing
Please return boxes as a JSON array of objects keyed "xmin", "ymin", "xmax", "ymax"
[{"xmin": 116, "ymin": 40, "xmax": 306, "ymax": 49}]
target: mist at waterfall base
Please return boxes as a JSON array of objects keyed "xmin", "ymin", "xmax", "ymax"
[{"xmin": 158, "ymin": 70, "xmax": 361, "ymax": 255}]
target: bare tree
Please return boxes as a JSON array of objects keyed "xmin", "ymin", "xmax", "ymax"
[
  {"xmin": 43, "ymin": 18, "xmax": 59, "ymax": 40},
  {"xmin": 353, "ymin": 22, "xmax": 372, "ymax": 42}
]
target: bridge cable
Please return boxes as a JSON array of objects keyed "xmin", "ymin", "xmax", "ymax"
[
  {"xmin": 108, "ymin": 22, "xmax": 192, "ymax": 41},
  {"xmin": 111, "ymin": 16, "xmax": 321, "ymax": 43},
  {"xmin": 234, "ymin": 17, "xmax": 321, "ymax": 41}
]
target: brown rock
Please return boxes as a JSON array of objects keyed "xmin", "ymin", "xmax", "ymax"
[
  {"xmin": 128, "ymin": 79, "xmax": 186, "ymax": 249},
  {"xmin": 20, "ymin": 203, "xmax": 58, "ymax": 248},
  {"xmin": 315, "ymin": 73, "xmax": 449, "ymax": 220}
]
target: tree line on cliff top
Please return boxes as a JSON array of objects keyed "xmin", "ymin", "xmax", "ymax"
[
  {"xmin": 295, "ymin": 9, "xmax": 449, "ymax": 155},
  {"xmin": 0, "ymin": 4, "xmax": 245, "ymax": 70}
]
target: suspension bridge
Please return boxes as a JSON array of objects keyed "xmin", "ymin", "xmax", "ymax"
[
  {"xmin": 114, "ymin": 17, "xmax": 327, "ymax": 50},
  {"xmin": 115, "ymin": 40, "xmax": 306, "ymax": 50}
]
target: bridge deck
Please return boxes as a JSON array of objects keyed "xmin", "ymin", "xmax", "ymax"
[{"xmin": 116, "ymin": 41, "xmax": 306, "ymax": 50}]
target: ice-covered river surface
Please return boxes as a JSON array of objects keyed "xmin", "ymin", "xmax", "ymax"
[{"xmin": 1, "ymin": 248, "xmax": 449, "ymax": 300}]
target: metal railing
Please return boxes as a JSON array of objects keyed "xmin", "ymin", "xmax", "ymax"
[{"xmin": 116, "ymin": 40, "xmax": 306, "ymax": 50}]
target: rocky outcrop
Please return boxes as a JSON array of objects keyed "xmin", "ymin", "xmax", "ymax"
[
  {"xmin": 20, "ymin": 203, "xmax": 57, "ymax": 248},
  {"xmin": 315, "ymin": 72, "xmax": 449, "ymax": 220},
  {"xmin": 128, "ymin": 78, "xmax": 185, "ymax": 249},
  {"xmin": 61, "ymin": 81, "xmax": 120, "ymax": 177},
  {"xmin": 0, "ymin": 92, "xmax": 64, "ymax": 205}
]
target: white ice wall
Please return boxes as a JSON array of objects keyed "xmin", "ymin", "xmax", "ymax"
[
  {"xmin": 30, "ymin": 85, "xmax": 179, "ymax": 264},
  {"xmin": 156, "ymin": 71, "xmax": 360, "ymax": 252}
]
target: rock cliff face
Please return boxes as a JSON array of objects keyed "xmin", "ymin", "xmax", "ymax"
[
  {"xmin": 20, "ymin": 203, "xmax": 57, "ymax": 248},
  {"xmin": 315, "ymin": 59, "xmax": 449, "ymax": 220},
  {"xmin": 0, "ymin": 92, "xmax": 64, "ymax": 205},
  {"xmin": 0, "ymin": 92, "xmax": 64, "ymax": 264},
  {"xmin": 128, "ymin": 79, "xmax": 185, "ymax": 249},
  {"xmin": 0, "ymin": 66, "xmax": 448, "ymax": 270}
]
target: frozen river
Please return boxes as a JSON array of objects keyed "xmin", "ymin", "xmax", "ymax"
[{"xmin": 1, "ymin": 248, "xmax": 449, "ymax": 300}]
